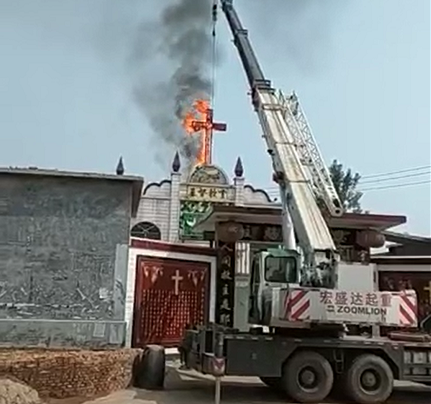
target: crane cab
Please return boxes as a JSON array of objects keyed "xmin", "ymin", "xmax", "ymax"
[{"xmin": 248, "ymin": 248, "xmax": 300, "ymax": 325}]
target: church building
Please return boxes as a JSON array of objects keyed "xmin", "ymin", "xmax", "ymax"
[
  {"xmin": 124, "ymin": 102, "xmax": 289, "ymax": 347},
  {"xmin": 124, "ymin": 150, "xmax": 415, "ymax": 349},
  {"xmin": 125, "ymin": 152, "xmax": 282, "ymax": 347},
  {"xmin": 123, "ymin": 102, "xmax": 420, "ymax": 349}
]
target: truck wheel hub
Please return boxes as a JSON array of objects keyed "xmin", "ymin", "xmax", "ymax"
[
  {"xmin": 299, "ymin": 367, "xmax": 317, "ymax": 388},
  {"xmin": 361, "ymin": 370, "xmax": 379, "ymax": 390}
]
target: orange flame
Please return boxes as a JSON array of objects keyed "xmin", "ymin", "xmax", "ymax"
[{"xmin": 182, "ymin": 99, "xmax": 210, "ymax": 166}]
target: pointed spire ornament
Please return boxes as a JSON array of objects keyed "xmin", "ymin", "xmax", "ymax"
[
  {"xmin": 172, "ymin": 151, "xmax": 181, "ymax": 173},
  {"xmin": 234, "ymin": 156, "xmax": 244, "ymax": 177},
  {"xmin": 116, "ymin": 156, "xmax": 124, "ymax": 175}
]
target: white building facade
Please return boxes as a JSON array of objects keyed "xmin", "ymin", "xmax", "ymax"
[{"xmin": 129, "ymin": 154, "xmax": 279, "ymax": 330}]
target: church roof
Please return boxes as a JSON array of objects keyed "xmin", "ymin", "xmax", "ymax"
[
  {"xmin": 193, "ymin": 204, "xmax": 406, "ymax": 233},
  {"xmin": 370, "ymin": 255, "xmax": 431, "ymax": 265},
  {"xmin": 382, "ymin": 231, "xmax": 431, "ymax": 244},
  {"xmin": 0, "ymin": 167, "xmax": 144, "ymax": 217},
  {"xmin": 328, "ymin": 212, "xmax": 406, "ymax": 230}
]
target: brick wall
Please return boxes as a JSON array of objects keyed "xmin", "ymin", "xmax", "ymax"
[{"xmin": 0, "ymin": 348, "xmax": 141, "ymax": 399}]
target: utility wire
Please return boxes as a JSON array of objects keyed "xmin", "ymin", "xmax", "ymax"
[
  {"xmin": 264, "ymin": 165, "xmax": 431, "ymax": 191},
  {"xmin": 359, "ymin": 179, "xmax": 431, "ymax": 192},
  {"xmin": 265, "ymin": 177, "xmax": 431, "ymax": 195},
  {"xmin": 361, "ymin": 165, "xmax": 431, "ymax": 179},
  {"xmin": 359, "ymin": 170, "xmax": 430, "ymax": 185},
  {"xmin": 265, "ymin": 179, "xmax": 431, "ymax": 194}
]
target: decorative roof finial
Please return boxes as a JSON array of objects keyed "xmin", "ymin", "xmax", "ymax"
[
  {"xmin": 234, "ymin": 156, "xmax": 244, "ymax": 177},
  {"xmin": 116, "ymin": 156, "xmax": 124, "ymax": 175},
  {"xmin": 172, "ymin": 151, "xmax": 181, "ymax": 173}
]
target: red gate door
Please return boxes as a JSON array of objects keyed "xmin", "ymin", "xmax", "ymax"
[{"xmin": 133, "ymin": 256, "xmax": 209, "ymax": 347}]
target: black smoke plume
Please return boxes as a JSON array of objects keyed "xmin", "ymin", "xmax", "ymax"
[{"xmin": 131, "ymin": 0, "xmax": 214, "ymax": 165}]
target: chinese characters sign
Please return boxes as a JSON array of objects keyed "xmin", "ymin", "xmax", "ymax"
[
  {"xmin": 134, "ymin": 256, "xmax": 208, "ymax": 347},
  {"xmin": 186, "ymin": 185, "xmax": 232, "ymax": 202},
  {"xmin": 319, "ymin": 290, "xmax": 392, "ymax": 317},
  {"xmin": 215, "ymin": 241, "xmax": 235, "ymax": 327},
  {"xmin": 180, "ymin": 165, "xmax": 234, "ymax": 240},
  {"xmin": 240, "ymin": 224, "xmax": 283, "ymax": 243},
  {"xmin": 202, "ymin": 224, "xmax": 284, "ymax": 243}
]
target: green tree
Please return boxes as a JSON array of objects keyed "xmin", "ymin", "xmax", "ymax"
[{"xmin": 329, "ymin": 159, "xmax": 363, "ymax": 213}]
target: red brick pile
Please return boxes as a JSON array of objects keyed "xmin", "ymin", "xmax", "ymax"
[{"xmin": 0, "ymin": 348, "xmax": 141, "ymax": 399}]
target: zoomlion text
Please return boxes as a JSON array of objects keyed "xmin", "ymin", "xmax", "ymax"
[{"xmin": 336, "ymin": 305, "xmax": 388, "ymax": 316}]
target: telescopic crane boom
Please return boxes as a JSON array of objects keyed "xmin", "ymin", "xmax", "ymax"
[{"xmin": 220, "ymin": 0, "xmax": 341, "ymax": 287}]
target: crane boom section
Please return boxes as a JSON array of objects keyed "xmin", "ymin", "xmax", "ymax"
[
  {"xmin": 221, "ymin": 0, "xmax": 338, "ymax": 286},
  {"xmin": 256, "ymin": 88, "xmax": 336, "ymax": 253},
  {"xmin": 221, "ymin": 0, "xmax": 271, "ymax": 90},
  {"xmin": 222, "ymin": 2, "xmax": 342, "ymax": 219},
  {"xmin": 278, "ymin": 91, "xmax": 343, "ymax": 217}
]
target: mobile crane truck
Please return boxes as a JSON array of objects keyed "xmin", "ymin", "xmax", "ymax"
[{"xmin": 138, "ymin": 1, "xmax": 431, "ymax": 403}]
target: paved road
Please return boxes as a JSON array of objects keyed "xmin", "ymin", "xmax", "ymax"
[{"xmin": 84, "ymin": 363, "xmax": 431, "ymax": 404}]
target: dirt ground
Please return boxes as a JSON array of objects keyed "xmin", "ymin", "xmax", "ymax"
[{"xmin": 46, "ymin": 361, "xmax": 431, "ymax": 404}]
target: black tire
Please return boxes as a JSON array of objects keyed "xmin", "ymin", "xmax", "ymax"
[
  {"xmin": 345, "ymin": 354, "xmax": 393, "ymax": 404},
  {"xmin": 282, "ymin": 351, "xmax": 334, "ymax": 403},
  {"xmin": 259, "ymin": 376, "xmax": 281, "ymax": 390},
  {"xmin": 134, "ymin": 345, "xmax": 166, "ymax": 390},
  {"xmin": 131, "ymin": 350, "xmax": 145, "ymax": 387}
]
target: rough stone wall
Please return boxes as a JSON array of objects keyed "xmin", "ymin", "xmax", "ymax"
[
  {"xmin": 0, "ymin": 348, "xmax": 140, "ymax": 399},
  {"xmin": 0, "ymin": 174, "xmax": 133, "ymax": 347}
]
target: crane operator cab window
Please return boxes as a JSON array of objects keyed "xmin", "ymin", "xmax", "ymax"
[{"xmin": 264, "ymin": 255, "xmax": 298, "ymax": 284}]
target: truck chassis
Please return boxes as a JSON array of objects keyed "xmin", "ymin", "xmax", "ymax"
[{"xmin": 180, "ymin": 325, "xmax": 431, "ymax": 404}]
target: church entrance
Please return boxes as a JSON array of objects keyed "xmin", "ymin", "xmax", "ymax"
[{"xmin": 132, "ymin": 255, "xmax": 209, "ymax": 348}]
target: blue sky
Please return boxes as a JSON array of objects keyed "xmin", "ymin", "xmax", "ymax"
[{"xmin": 0, "ymin": 0, "xmax": 429, "ymax": 235}]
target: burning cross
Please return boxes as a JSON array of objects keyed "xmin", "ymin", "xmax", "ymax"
[
  {"xmin": 171, "ymin": 270, "xmax": 183, "ymax": 296},
  {"xmin": 183, "ymin": 100, "xmax": 227, "ymax": 165}
]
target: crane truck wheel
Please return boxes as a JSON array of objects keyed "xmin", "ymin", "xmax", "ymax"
[
  {"xmin": 345, "ymin": 354, "xmax": 394, "ymax": 404},
  {"xmin": 134, "ymin": 345, "xmax": 166, "ymax": 390},
  {"xmin": 281, "ymin": 351, "xmax": 334, "ymax": 403}
]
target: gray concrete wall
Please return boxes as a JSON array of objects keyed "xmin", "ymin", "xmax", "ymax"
[{"xmin": 0, "ymin": 174, "xmax": 133, "ymax": 347}]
